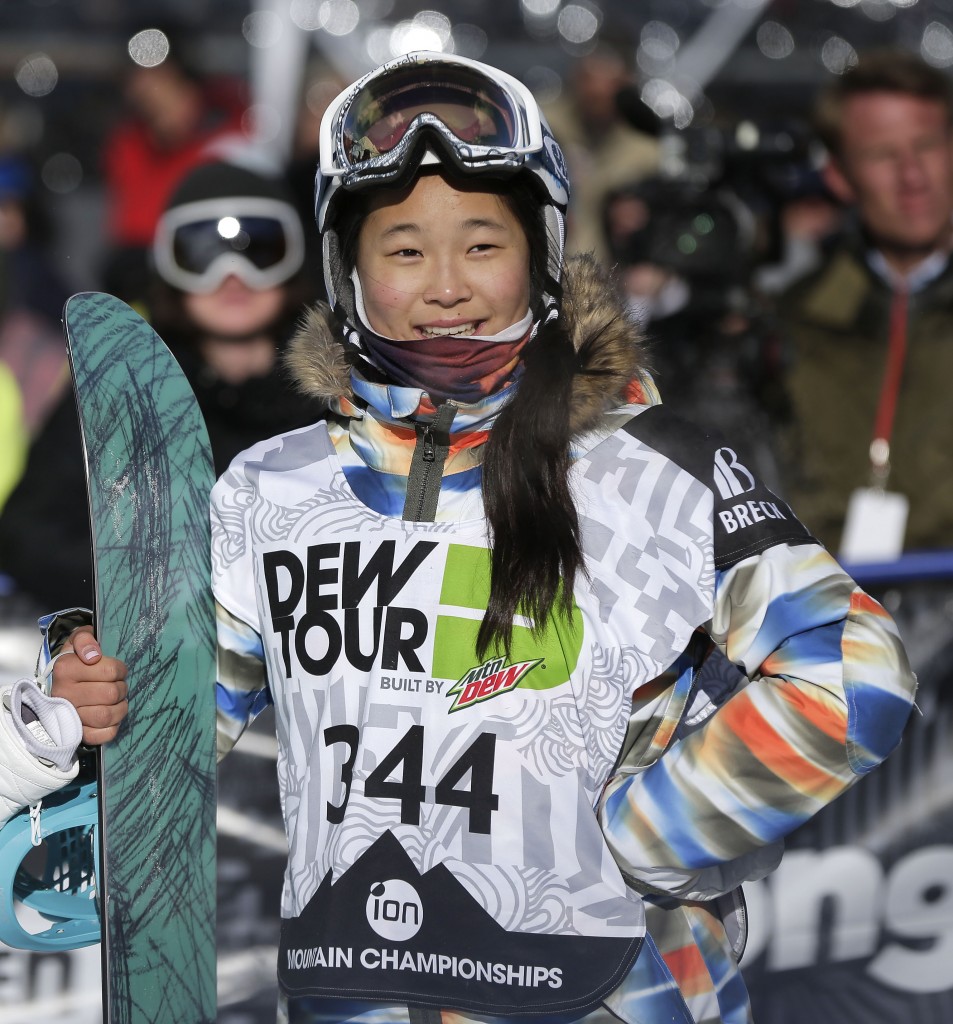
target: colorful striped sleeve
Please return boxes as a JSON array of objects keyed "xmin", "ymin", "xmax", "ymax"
[
  {"xmin": 215, "ymin": 600, "xmax": 271, "ymax": 761},
  {"xmin": 600, "ymin": 541, "xmax": 916, "ymax": 899}
]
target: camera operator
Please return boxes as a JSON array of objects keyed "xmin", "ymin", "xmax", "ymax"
[{"xmin": 603, "ymin": 155, "xmax": 791, "ymax": 494}]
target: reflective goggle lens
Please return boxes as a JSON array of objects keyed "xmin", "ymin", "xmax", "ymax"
[
  {"xmin": 155, "ymin": 196, "xmax": 305, "ymax": 292},
  {"xmin": 171, "ymin": 215, "xmax": 289, "ymax": 276},
  {"xmin": 340, "ymin": 63, "xmax": 521, "ymax": 166}
]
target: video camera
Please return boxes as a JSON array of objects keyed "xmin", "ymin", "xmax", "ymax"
[{"xmin": 607, "ymin": 84, "xmax": 815, "ymax": 294}]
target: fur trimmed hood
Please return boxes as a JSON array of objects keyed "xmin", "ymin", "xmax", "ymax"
[{"xmin": 286, "ymin": 252, "xmax": 651, "ymax": 435}]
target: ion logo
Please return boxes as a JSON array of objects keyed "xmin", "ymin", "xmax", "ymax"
[{"xmin": 366, "ymin": 879, "xmax": 423, "ymax": 941}]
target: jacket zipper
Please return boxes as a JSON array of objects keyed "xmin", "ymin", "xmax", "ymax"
[{"xmin": 403, "ymin": 403, "xmax": 457, "ymax": 522}]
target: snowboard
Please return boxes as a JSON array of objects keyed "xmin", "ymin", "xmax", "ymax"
[{"xmin": 64, "ymin": 291, "xmax": 217, "ymax": 1024}]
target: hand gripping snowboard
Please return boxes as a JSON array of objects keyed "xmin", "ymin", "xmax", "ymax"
[{"xmin": 64, "ymin": 292, "xmax": 217, "ymax": 1024}]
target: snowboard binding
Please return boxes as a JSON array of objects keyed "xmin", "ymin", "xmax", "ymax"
[{"xmin": 0, "ymin": 775, "xmax": 100, "ymax": 950}]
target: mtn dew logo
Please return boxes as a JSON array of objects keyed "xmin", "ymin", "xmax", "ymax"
[
  {"xmin": 446, "ymin": 656, "xmax": 543, "ymax": 713},
  {"xmin": 433, "ymin": 544, "xmax": 584, "ymax": 695}
]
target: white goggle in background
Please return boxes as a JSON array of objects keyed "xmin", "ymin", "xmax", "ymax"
[{"xmin": 153, "ymin": 197, "xmax": 305, "ymax": 293}]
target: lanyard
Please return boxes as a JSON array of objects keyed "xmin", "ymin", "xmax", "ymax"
[{"xmin": 869, "ymin": 288, "xmax": 908, "ymax": 487}]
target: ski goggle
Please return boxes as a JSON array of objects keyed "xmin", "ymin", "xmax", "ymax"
[
  {"xmin": 317, "ymin": 53, "xmax": 545, "ymax": 226},
  {"xmin": 153, "ymin": 197, "xmax": 305, "ymax": 293}
]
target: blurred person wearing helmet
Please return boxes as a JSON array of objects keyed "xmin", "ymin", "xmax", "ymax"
[
  {"xmin": 778, "ymin": 48, "xmax": 953, "ymax": 560},
  {"xmin": 53, "ymin": 52, "xmax": 914, "ymax": 1024},
  {"xmin": 0, "ymin": 160, "xmax": 325, "ymax": 611},
  {"xmin": 0, "ymin": 155, "xmax": 74, "ymax": 515},
  {"xmin": 0, "ymin": 155, "xmax": 71, "ymax": 327},
  {"xmin": 149, "ymin": 160, "xmax": 325, "ymax": 474}
]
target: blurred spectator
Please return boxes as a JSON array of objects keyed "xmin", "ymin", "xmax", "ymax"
[
  {"xmin": 0, "ymin": 359, "xmax": 26, "ymax": 511},
  {"xmin": 0, "ymin": 155, "xmax": 71, "ymax": 322},
  {"xmin": 100, "ymin": 34, "xmax": 248, "ymax": 304},
  {"xmin": 0, "ymin": 160, "xmax": 327, "ymax": 609},
  {"xmin": 148, "ymin": 161, "xmax": 325, "ymax": 471},
  {"xmin": 777, "ymin": 49, "xmax": 953, "ymax": 556},
  {"xmin": 544, "ymin": 40, "xmax": 659, "ymax": 261},
  {"xmin": 0, "ymin": 155, "xmax": 71, "ymax": 462},
  {"xmin": 284, "ymin": 61, "xmax": 347, "ymax": 292},
  {"xmin": 604, "ymin": 176, "xmax": 788, "ymax": 491}
]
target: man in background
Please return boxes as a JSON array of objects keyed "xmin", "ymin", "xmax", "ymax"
[
  {"xmin": 544, "ymin": 40, "xmax": 658, "ymax": 262},
  {"xmin": 778, "ymin": 49, "xmax": 953, "ymax": 558}
]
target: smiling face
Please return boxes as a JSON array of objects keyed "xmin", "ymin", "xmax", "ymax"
[
  {"xmin": 354, "ymin": 172, "xmax": 531, "ymax": 340},
  {"xmin": 825, "ymin": 91, "xmax": 953, "ymax": 270}
]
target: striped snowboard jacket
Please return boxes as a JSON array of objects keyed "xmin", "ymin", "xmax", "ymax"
[{"xmin": 211, "ymin": 255, "xmax": 916, "ymax": 1024}]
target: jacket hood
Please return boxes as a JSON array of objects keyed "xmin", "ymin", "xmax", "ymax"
[{"xmin": 286, "ymin": 252, "xmax": 651, "ymax": 436}]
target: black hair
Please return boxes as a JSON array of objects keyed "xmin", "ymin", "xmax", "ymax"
[
  {"xmin": 334, "ymin": 167, "xmax": 583, "ymax": 658},
  {"xmin": 815, "ymin": 48, "xmax": 953, "ymax": 158},
  {"xmin": 477, "ymin": 308, "xmax": 582, "ymax": 657}
]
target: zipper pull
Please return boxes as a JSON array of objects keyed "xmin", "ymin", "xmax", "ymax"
[{"xmin": 421, "ymin": 426, "xmax": 436, "ymax": 463}]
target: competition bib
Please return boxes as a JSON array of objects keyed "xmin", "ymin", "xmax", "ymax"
[{"xmin": 258, "ymin": 531, "xmax": 646, "ymax": 1015}]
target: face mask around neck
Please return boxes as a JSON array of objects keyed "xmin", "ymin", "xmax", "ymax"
[{"xmin": 349, "ymin": 269, "xmax": 534, "ymax": 402}]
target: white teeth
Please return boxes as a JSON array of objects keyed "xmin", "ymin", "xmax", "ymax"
[{"xmin": 420, "ymin": 323, "xmax": 477, "ymax": 338}]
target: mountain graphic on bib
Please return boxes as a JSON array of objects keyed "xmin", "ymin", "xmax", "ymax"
[{"xmin": 277, "ymin": 830, "xmax": 640, "ymax": 1016}]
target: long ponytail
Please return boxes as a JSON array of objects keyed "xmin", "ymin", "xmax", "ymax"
[{"xmin": 477, "ymin": 311, "xmax": 583, "ymax": 658}]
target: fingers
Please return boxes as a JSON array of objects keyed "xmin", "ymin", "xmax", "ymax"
[
  {"xmin": 52, "ymin": 628, "xmax": 130, "ymax": 746},
  {"xmin": 53, "ymin": 628, "xmax": 128, "ymax": 688},
  {"xmin": 64, "ymin": 678, "xmax": 129, "ymax": 708},
  {"xmin": 76, "ymin": 697, "xmax": 130, "ymax": 746},
  {"xmin": 56, "ymin": 654, "xmax": 129, "ymax": 686},
  {"xmin": 66, "ymin": 627, "xmax": 104, "ymax": 664}
]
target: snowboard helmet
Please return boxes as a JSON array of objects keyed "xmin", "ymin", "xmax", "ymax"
[{"xmin": 314, "ymin": 51, "xmax": 571, "ymax": 329}]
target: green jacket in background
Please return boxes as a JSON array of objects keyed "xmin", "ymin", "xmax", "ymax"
[{"xmin": 778, "ymin": 237, "xmax": 953, "ymax": 554}]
